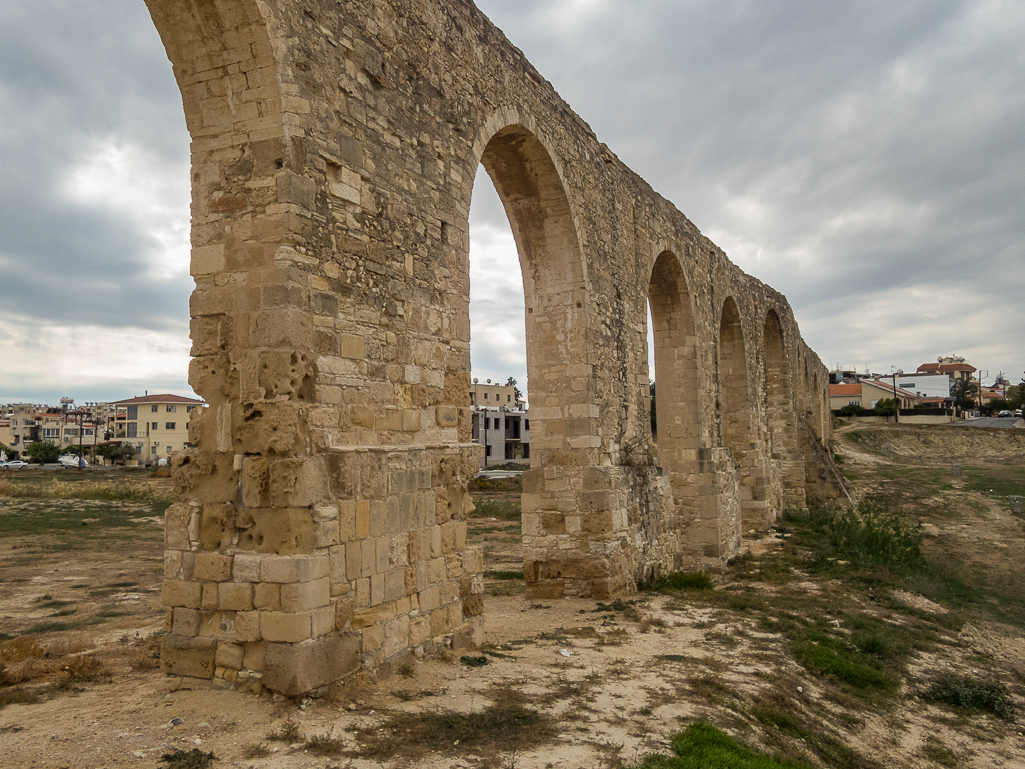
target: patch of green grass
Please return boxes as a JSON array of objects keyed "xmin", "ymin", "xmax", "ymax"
[
  {"xmin": 791, "ymin": 632, "xmax": 894, "ymax": 691},
  {"xmin": 0, "ymin": 497, "xmax": 164, "ymax": 551},
  {"xmin": 627, "ymin": 722, "xmax": 815, "ymax": 768},
  {"xmin": 963, "ymin": 466, "xmax": 1025, "ymax": 498},
  {"xmin": 920, "ymin": 675, "xmax": 1016, "ymax": 721},
  {"xmin": 486, "ymin": 570, "xmax": 523, "ymax": 581},
  {"xmin": 921, "ymin": 739, "xmax": 959, "ymax": 767},
  {"xmin": 469, "ymin": 497, "xmax": 521, "ymax": 520},
  {"xmin": 25, "ymin": 620, "xmax": 99, "ymax": 634},
  {"xmin": 642, "ymin": 571, "xmax": 714, "ymax": 592}
]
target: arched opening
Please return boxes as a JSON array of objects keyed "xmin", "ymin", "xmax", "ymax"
[
  {"xmin": 718, "ymin": 297, "xmax": 766, "ymax": 531},
  {"xmin": 763, "ymin": 310, "xmax": 798, "ymax": 514},
  {"xmin": 647, "ymin": 252, "xmax": 700, "ymax": 499},
  {"xmin": 470, "ymin": 122, "xmax": 593, "ymax": 597}
]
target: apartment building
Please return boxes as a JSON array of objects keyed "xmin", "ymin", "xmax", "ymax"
[
  {"xmin": 110, "ymin": 394, "xmax": 205, "ymax": 463},
  {"xmin": 469, "ymin": 381, "xmax": 524, "ymax": 408}
]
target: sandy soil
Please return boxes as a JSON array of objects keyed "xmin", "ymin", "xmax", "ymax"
[{"xmin": 2, "ymin": 436, "xmax": 1025, "ymax": 769}]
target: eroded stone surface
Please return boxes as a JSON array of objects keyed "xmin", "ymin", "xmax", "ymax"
[{"xmin": 152, "ymin": 0, "xmax": 840, "ymax": 696}]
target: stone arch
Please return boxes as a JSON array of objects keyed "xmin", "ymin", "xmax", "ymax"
[
  {"xmin": 647, "ymin": 251, "xmax": 699, "ymax": 487},
  {"xmin": 469, "ymin": 116, "xmax": 603, "ymax": 597},
  {"xmin": 763, "ymin": 310, "xmax": 803, "ymax": 511},
  {"xmin": 473, "ymin": 118, "xmax": 591, "ymax": 466},
  {"xmin": 718, "ymin": 297, "xmax": 768, "ymax": 530}
]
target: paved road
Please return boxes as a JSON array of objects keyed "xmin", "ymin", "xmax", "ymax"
[{"xmin": 950, "ymin": 417, "xmax": 1024, "ymax": 429}]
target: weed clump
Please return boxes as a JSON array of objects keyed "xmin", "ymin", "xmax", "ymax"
[
  {"xmin": 304, "ymin": 733, "xmax": 345, "ymax": 755},
  {"xmin": 266, "ymin": 717, "xmax": 302, "ymax": 743},
  {"xmin": 460, "ymin": 655, "xmax": 490, "ymax": 668},
  {"xmin": 355, "ymin": 703, "xmax": 552, "ymax": 759},
  {"xmin": 920, "ymin": 675, "xmax": 1016, "ymax": 721},
  {"xmin": 787, "ymin": 502, "xmax": 924, "ymax": 572}
]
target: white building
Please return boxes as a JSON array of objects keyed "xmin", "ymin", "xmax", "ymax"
[{"xmin": 471, "ymin": 406, "xmax": 529, "ymax": 468}]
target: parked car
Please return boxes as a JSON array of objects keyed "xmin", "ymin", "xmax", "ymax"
[
  {"xmin": 1, "ymin": 460, "xmax": 28, "ymax": 469},
  {"xmin": 998, "ymin": 410, "xmax": 1013, "ymax": 417},
  {"xmin": 1014, "ymin": 410, "xmax": 1023, "ymax": 417}
]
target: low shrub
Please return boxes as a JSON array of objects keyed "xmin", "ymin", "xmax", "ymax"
[{"xmin": 920, "ymin": 675, "xmax": 1016, "ymax": 721}]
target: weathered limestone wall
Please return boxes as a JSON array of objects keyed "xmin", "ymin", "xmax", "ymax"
[{"xmin": 148, "ymin": 0, "xmax": 841, "ymax": 696}]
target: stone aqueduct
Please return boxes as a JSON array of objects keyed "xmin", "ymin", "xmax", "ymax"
[{"xmin": 150, "ymin": 0, "xmax": 841, "ymax": 695}]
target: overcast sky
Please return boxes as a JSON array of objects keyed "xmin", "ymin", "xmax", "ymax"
[{"xmin": 1, "ymin": 0, "xmax": 1022, "ymax": 406}]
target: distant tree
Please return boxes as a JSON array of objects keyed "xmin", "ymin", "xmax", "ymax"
[
  {"xmin": 950, "ymin": 378, "xmax": 976, "ymax": 412},
  {"xmin": 837, "ymin": 403, "xmax": 865, "ymax": 417},
  {"xmin": 1007, "ymin": 381, "xmax": 1025, "ymax": 410},
  {"xmin": 874, "ymin": 398, "xmax": 898, "ymax": 418},
  {"xmin": 111, "ymin": 444, "xmax": 137, "ymax": 463},
  {"xmin": 96, "ymin": 443, "xmax": 136, "ymax": 465},
  {"xmin": 505, "ymin": 377, "xmax": 523, "ymax": 404},
  {"xmin": 63, "ymin": 445, "xmax": 86, "ymax": 457},
  {"xmin": 26, "ymin": 441, "xmax": 61, "ymax": 464},
  {"xmin": 984, "ymin": 398, "xmax": 1011, "ymax": 415}
]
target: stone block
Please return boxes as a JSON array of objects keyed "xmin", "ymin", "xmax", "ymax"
[
  {"xmin": 163, "ymin": 580, "xmax": 203, "ymax": 609},
  {"xmin": 280, "ymin": 577, "xmax": 330, "ymax": 612},
  {"xmin": 260, "ymin": 610, "xmax": 313, "ymax": 643},
  {"xmin": 219, "ymin": 582, "xmax": 254, "ymax": 611},
  {"xmin": 194, "ymin": 553, "xmax": 233, "ymax": 582},
  {"xmin": 233, "ymin": 553, "xmax": 262, "ymax": 583},
  {"xmin": 262, "ymin": 634, "xmax": 360, "ymax": 697},
  {"xmin": 216, "ymin": 641, "xmax": 245, "ymax": 670},
  {"xmin": 173, "ymin": 608, "xmax": 201, "ymax": 637},
  {"xmin": 161, "ymin": 635, "xmax": 217, "ymax": 679}
]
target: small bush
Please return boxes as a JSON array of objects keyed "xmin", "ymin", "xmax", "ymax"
[
  {"xmin": 267, "ymin": 717, "xmax": 302, "ymax": 743},
  {"xmin": 158, "ymin": 749, "xmax": 217, "ymax": 769},
  {"xmin": 460, "ymin": 655, "xmax": 490, "ymax": 668},
  {"xmin": 920, "ymin": 675, "xmax": 1016, "ymax": 721},
  {"xmin": 304, "ymin": 734, "xmax": 345, "ymax": 756},
  {"xmin": 241, "ymin": 744, "xmax": 270, "ymax": 759}
]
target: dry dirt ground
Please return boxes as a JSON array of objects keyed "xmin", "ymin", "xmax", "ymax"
[{"xmin": 2, "ymin": 428, "xmax": 1025, "ymax": 769}]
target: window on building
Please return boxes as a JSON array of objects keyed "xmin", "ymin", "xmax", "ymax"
[
  {"xmin": 484, "ymin": 393, "xmax": 488, "ymax": 399},
  {"xmin": 485, "ymin": 445, "xmax": 491, "ymax": 456},
  {"xmin": 167, "ymin": 405, "xmax": 176, "ymax": 412},
  {"xmin": 128, "ymin": 406, "xmax": 138, "ymax": 419},
  {"xmin": 524, "ymin": 419, "xmax": 529, "ymax": 430},
  {"xmin": 151, "ymin": 405, "xmax": 159, "ymax": 413},
  {"xmin": 167, "ymin": 446, "xmax": 172, "ymax": 454},
  {"xmin": 507, "ymin": 395, "xmax": 511, "ymax": 402},
  {"xmin": 151, "ymin": 422, "xmax": 159, "ymax": 430},
  {"xmin": 135, "ymin": 445, "xmax": 143, "ymax": 454},
  {"xmin": 187, "ymin": 405, "xmax": 196, "ymax": 412},
  {"xmin": 84, "ymin": 429, "xmax": 93, "ymax": 436},
  {"xmin": 127, "ymin": 423, "xmax": 137, "ymax": 438},
  {"xmin": 11, "ymin": 420, "xmax": 16, "ymax": 426},
  {"xmin": 166, "ymin": 423, "xmax": 176, "ymax": 430}
]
